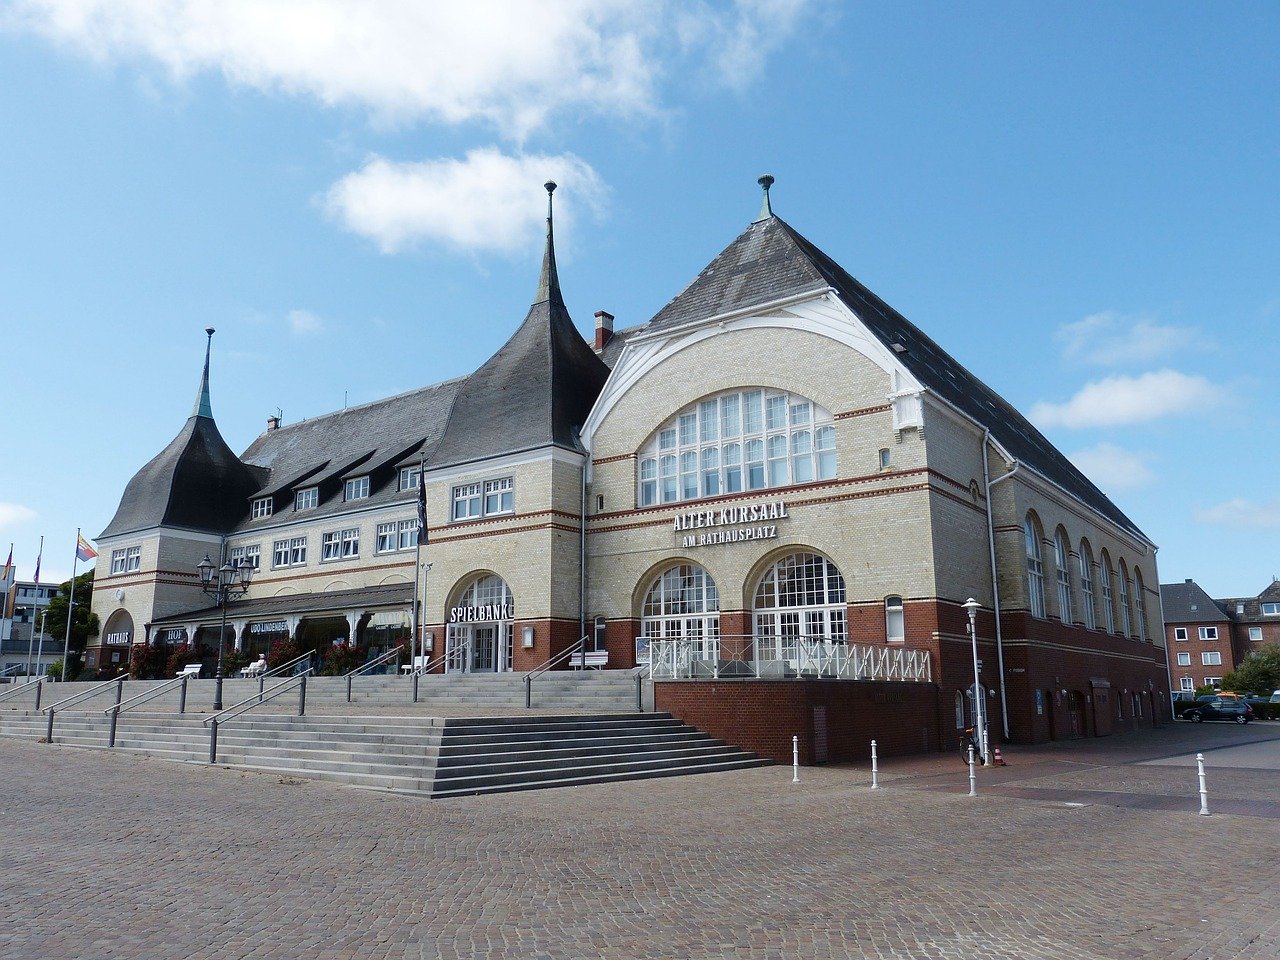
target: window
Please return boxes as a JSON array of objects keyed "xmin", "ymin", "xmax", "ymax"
[
  {"xmin": 637, "ymin": 388, "xmax": 836, "ymax": 505},
  {"xmin": 640, "ymin": 564, "xmax": 721, "ymax": 663},
  {"xmin": 1024, "ymin": 514, "xmax": 1045, "ymax": 619},
  {"xmin": 1263, "ymin": 603, "xmax": 1280, "ymax": 616},
  {"xmin": 295, "ymin": 487, "xmax": 318, "ymax": 511},
  {"xmin": 272, "ymin": 537, "xmax": 307, "ymax": 568},
  {"xmin": 1079, "ymin": 540, "xmax": 1096, "ymax": 631},
  {"xmin": 228, "ymin": 544, "xmax": 260, "ymax": 570},
  {"xmin": 376, "ymin": 520, "xmax": 418, "ymax": 553},
  {"xmin": 109, "ymin": 546, "xmax": 141, "ymax": 575},
  {"xmin": 753, "ymin": 553, "xmax": 847, "ymax": 653},
  {"xmin": 1202, "ymin": 652, "xmax": 1222, "ymax": 666},
  {"xmin": 885, "ymin": 596, "xmax": 904, "ymax": 642},
  {"xmin": 1203, "ymin": 677, "xmax": 1221, "ymax": 688},
  {"xmin": 1053, "ymin": 529, "xmax": 1072, "ymax": 622},
  {"xmin": 452, "ymin": 483, "xmax": 481, "ymax": 520},
  {"xmin": 1134, "ymin": 567, "xmax": 1148, "ymax": 640},
  {"xmin": 397, "ymin": 519, "xmax": 417, "ymax": 550},
  {"xmin": 483, "ymin": 478, "xmax": 514, "ymax": 515},
  {"xmin": 878, "ymin": 448, "xmax": 891, "ymax": 471},
  {"xmin": 1179, "ymin": 677, "xmax": 1195, "ymax": 692},
  {"xmin": 399, "ymin": 466, "xmax": 421, "ymax": 491},
  {"xmin": 1249, "ymin": 626, "xmax": 1263, "ymax": 641},
  {"xmin": 1117, "ymin": 560, "xmax": 1132, "ymax": 637},
  {"xmin": 321, "ymin": 528, "xmax": 360, "ymax": 561},
  {"xmin": 1176, "ymin": 652, "xmax": 1191, "ymax": 666},
  {"xmin": 344, "ymin": 476, "xmax": 369, "ymax": 501},
  {"xmin": 251, "ymin": 497, "xmax": 273, "ymax": 519},
  {"xmin": 1174, "ymin": 627, "xmax": 1188, "ymax": 641},
  {"xmin": 1099, "ymin": 552, "xmax": 1116, "ymax": 633},
  {"xmin": 1198, "ymin": 626, "xmax": 1218, "ymax": 641}
]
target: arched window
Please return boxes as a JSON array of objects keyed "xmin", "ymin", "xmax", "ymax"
[
  {"xmin": 1024, "ymin": 513, "xmax": 1046, "ymax": 619},
  {"xmin": 446, "ymin": 574, "xmax": 514, "ymax": 673},
  {"xmin": 1053, "ymin": 528, "xmax": 1073, "ymax": 623},
  {"xmin": 640, "ymin": 564, "xmax": 720, "ymax": 664},
  {"xmin": 885, "ymin": 596, "xmax": 905, "ymax": 642},
  {"xmin": 637, "ymin": 389, "xmax": 836, "ymax": 506},
  {"xmin": 754, "ymin": 553, "xmax": 847, "ymax": 662},
  {"xmin": 1099, "ymin": 551, "xmax": 1116, "ymax": 633},
  {"xmin": 1079, "ymin": 539, "xmax": 1097, "ymax": 630},
  {"xmin": 1134, "ymin": 566, "xmax": 1149, "ymax": 640},
  {"xmin": 1117, "ymin": 559, "xmax": 1133, "ymax": 637}
]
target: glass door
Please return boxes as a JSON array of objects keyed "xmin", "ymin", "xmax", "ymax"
[{"xmin": 472, "ymin": 625, "xmax": 497, "ymax": 672}]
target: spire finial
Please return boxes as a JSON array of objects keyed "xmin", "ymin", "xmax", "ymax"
[
  {"xmin": 192, "ymin": 327, "xmax": 215, "ymax": 419},
  {"xmin": 535, "ymin": 181, "xmax": 564, "ymax": 306},
  {"xmin": 754, "ymin": 174, "xmax": 775, "ymax": 222}
]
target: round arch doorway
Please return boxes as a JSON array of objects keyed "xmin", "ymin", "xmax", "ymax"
[{"xmin": 445, "ymin": 574, "xmax": 514, "ymax": 673}]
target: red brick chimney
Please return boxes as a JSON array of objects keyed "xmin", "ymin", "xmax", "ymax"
[{"xmin": 594, "ymin": 310, "xmax": 614, "ymax": 352}]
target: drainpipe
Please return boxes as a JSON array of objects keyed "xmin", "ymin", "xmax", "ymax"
[
  {"xmin": 983, "ymin": 430, "xmax": 1018, "ymax": 741},
  {"xmin": 578, "ymin": 436, "xmax": 589, "ymax": 644}
]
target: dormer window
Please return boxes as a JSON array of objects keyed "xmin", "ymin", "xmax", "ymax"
[
  {"xmin": 344, "ymin": 476, "xmax": 369, "ymax": 501},
  {"xmin": 295, "ymin": 487, "xmax": 318, "ymax": 511},
  {"xmin": 251, "ymin": 497, "xmax": 273, "ymax": 519},
  {"xmin": 399, "ymin": 466, "xmax": 421, "ymax": 491}
]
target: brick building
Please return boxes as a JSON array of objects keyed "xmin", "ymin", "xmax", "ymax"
[
  {"xmin": 1161, "ymin": 578, "xmax": 1280, "ymax": 694},
  {"xmin": 90, "ymin": 179, "xmax": 1168, "ymax": 751}
]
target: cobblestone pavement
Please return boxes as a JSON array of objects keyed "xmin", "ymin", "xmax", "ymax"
[{"xmin": 2, "ymin": 723, "xmax": 1279, "ymax": 960}]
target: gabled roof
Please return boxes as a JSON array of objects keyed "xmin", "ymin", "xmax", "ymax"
[
  {"xmin": 99, "ymin": 331, "xmax": 263, "ymax": 539},
  {"xmin": 1160, "ymin": 580, "xmax": 1231, "ymax": 624},
  {"xmin": 645, "ymin": 213, "xmax": 1145, "ymax": 540},
  {"xmin": 1214, "ymin": 579, "xmax": 1280, "ymax": 623},
  {"xmin": 428, "ymin": 182, "xmax": 609, "ymax": 470}
]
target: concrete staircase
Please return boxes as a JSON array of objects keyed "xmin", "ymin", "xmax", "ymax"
[{"xmin": 0, "ymin": 708, "xmax": 768, "ymax": 797}]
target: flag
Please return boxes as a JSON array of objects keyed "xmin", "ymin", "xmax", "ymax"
[
  {"xmin": 416, "ymin": 461, "xmax": 428, "ymax": 545},
  {"xmin": 31, "ymin": 555, "xmax": 40, "ymax": 587},
  {"xmin": 1, "ymin": 546, "xmax": 11, "ymax": 584},
  {"xmin": 76, "ymin": 535, "xmax": 97, "ymax": 562},
  {"xmin": 1, "ymin": 547, "xmax": 12, "ymax": 620}
]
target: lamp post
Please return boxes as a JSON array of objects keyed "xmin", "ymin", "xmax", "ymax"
[
  {"xmin": 963, "ymin": 597, "xmax": 987, "ymax": 765},
  {"xmin": 198, "ymin": 554, "xmax": 254, "ymax": 710}
]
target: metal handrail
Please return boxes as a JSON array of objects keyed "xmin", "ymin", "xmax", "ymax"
[
  {"xmin": 41, "ymin": 675, "xmax": 130, "ymax": 745},
  {"xmin": 0, "ymin": 676, "xmax": 43, "ymax": 709},
  {"xmin": 524, "ymin": 635, "xmax": 588, "ymax": 709},
  {"xmin": 102, "ymin": 675, "xmax": 192, "ymax": 747},
  {"xmin": 344, "ymin": 644, "xmax": 405, "ymax": 702},
  {"xmin": 202, "ymin": 669, "xmax": 312, "ymax": 763},
  {"xmin": 646, "ymin": 634, "xmax": 934, "ymax": 682},
  {"xmin": 408, "ymin": 638, "xmax": 473, "ymax": 703},
  {"xmin": 256, "ymin": 650, "xmax": 313, "ymax": 698}
]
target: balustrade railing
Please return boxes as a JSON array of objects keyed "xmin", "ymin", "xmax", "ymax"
[{"xmin": 648, "ymin": 634, "xmax": 932, "ymax": 683}]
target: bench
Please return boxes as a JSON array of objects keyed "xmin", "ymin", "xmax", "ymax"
[
  {"xmin": 568, "ymin": 649, "xmax": 609, "ymax": 670},
  {"xmin": 239, "ymin": 658, "xmax": 267, "ymax": 678},
  {"xmin": 175, "ymin": 663, "xmax": 202, "ymax": 679},
  {"xmin": 400, "ymin": 656, "xmax": 430, "ymax": 675}
]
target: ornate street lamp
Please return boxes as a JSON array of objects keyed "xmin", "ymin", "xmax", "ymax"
[
  {"xmin": 963, "ymin": 597, "xmax": 987, "ymax": 765},
  {"xmin": 198, "ymin": 554, "xmax": 254, "ymax": 710}
]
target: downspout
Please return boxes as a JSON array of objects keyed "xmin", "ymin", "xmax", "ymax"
[
  {"xmin": 983, "ymin": 431, "xmax": 1018, "ymax": 741},
  {"xmin": 579, "ymin": 436, "xmax": 589, "ymax": 644}
]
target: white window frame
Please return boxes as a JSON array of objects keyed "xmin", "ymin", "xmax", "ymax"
[
  {"xmin": 451, "ymin": 483, "xmax": 482, "ymax": 521},
  {"xmin": 885, "ymin": 596, "xmax": 905, "ymax": 642},
  {"xmin": 295, "ymin": 487, "xmax": 318, "ymax": 511},
  {"xmin": 110, "ymin": 549, "xmax": 127, "ymax": 575},
  {"xmin": 321, "ymin": 528, "xmax": 360, "ymax": 561},
  {"xmin": 112, "ymin": 546, "xmax": 142, "ymax": 574},
  {"xmin": 396, "ymin": 519, "xmax": 418, "ymax": 550},
  {"xmin": 228, "ymin": 544, "xmax": 260, "ymax": 570},
  {"xmin": 272, "ymin": 537, "xmax": 307, "ymax": 568},
  {"xmin": 1053, "ymin": 530, "xmax": 1072, "ymax": 622},
  {"xmin": 399, "ymin": 466, "xmax": 421, "ymax": 491},
  {"xmin": 1024, "ymin": 516, "xmax": 1045, "ymax": 620},
  {"xmin": 1079, "ymin": 541, "xmax": 1096, "ymax": 631},
  {"xmin": 1174, "ymin": 627, "xmax": 1188, "ymax": 641},
  {"xmin": 1118, "ymin": 562, "xmax": 1132, "ymax": 637},
  {"xmin": 1263, "ymin": 603, "xmax": 1280, "ymax": 616},
  {"xmin": 483, "ymin": 477, "xmax": 514, "ymax": 515},
  {"xmin": 1198, "ymin": 626, "xmax": 1218, "ymax": 641},
  {"xmin": 251, "ymin": 497, "xmax": 273, "ymax": 519},
  {"xmin": 1203, "ymin": 676, "xmax": 1221, "ymax": 688},
  {"xmin": 1179, "ymin": 677, "xmax": 1195, "ymax": 692},
  {"xmin": 1176, "ymin": 652, "xmax": 1191, "ymax": 666},
  {"xmin": 1134, "ymin": 569, "xmax": 1148, "ymax": 640},
  {"xmin": 1249, "ymin": 626, "xmax": 1263, "ymax": 641},
  {"xmin": 1201, "ymin": 651, "xmax": 1222, "ymax": 666},
  {"xmin": 1099, "ymin": 556, "xmax": 1116, "ymax": 633},
  {"xmin": 344, "ymin": 476, "xmax": 369, "ymax": 502}
]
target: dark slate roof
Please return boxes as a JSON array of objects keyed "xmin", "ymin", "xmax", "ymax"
[
  {"xmin": 645, "ymin": 215, "xmax": 1145, "ymax": 540},
  {"xmin": 152, "ymin": 582, "xmax": 412, "ymax": 624},
  {"xmin": 100, "ymin": 338, "xmax": 263, "ymax": 539},
  {"xmin": 428, "ymin": 191, "xmax": 610, "ymax": 469},
  {"xmin": 1160, "ymin": 580, "xmax": 1232, "ymax": 624},
  {"xmin": 597, "ymin": 323, "xmax": 644, "ymax": 369},
  {"xmin": 1214, "ymin": 579, "xmax": 1280, "ymax": 623}
]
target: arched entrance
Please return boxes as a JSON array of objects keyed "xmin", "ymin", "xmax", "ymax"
[
  {"xmin": 752, "ymin": 552, "xmax": 846, "ymax": 671},
  {"xmin": 639, "ymin": 563, "xmax": 720, "ymax": 669},
  {"xmin": 446, "ymin": 574, "xmax": 514, "ymax": 673}
]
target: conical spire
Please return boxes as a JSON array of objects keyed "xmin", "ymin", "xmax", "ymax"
[
  {"xmin": 534, "ymin": 181, "xmax": 564, "ymax": 306},
  {"xmin": 192, "ymin": 327, "xmax": 215, "ymax": 419},
  {"xmin": 754, "ymin": 174, "xmax": 775, "ymax": 222}
]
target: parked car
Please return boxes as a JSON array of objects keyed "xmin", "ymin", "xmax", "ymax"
[{"xmin": 1180, "ymin": 698, "xmax": 1253, "ymax": 724}]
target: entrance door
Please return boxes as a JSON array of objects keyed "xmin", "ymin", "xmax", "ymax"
[
  {"xmin": 1068, "ymin": 691, "xmax": 1085, "ymax": 738},
  {"xmin": 472, "ymin": 625, "xmax": 497, "ymax": 672}
]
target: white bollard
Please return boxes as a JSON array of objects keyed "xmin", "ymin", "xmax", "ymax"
[
  {"xmin": 968, "ymin": 745, "xmax": 977, "ymax": 797},
  {"xmin": 1197, "ymin": 752, "xmax": 1210, "ymax": 816},
  {"xmin": 792, "ymin": 734, "xmax": 800, "ymax": 783},
  {"xmin": 870, "ymin": 739, "xmax": 879, "ymax": 789}
]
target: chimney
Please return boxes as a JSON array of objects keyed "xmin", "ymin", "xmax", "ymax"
[
  {"xmin": 594, "ymin": 310, "xmax": 615, "ymax": 352},
  {"xmin": 1185, "ymin": 578, "xmax": 1193, "ymax": 584},
  {"xmin": 267, "ymin": 415, "xmax": 281, "ymax": 432}
]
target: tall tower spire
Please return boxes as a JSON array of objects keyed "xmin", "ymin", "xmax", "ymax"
[
  {"xmin": 192, "ymin": 327, "xmax": 215, "ymax": 419},
  {"xmin": 534, "ymin": 181, "xmax": 564, "ymax": 306}
]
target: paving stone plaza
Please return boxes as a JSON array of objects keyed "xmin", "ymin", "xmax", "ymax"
[{"xmin": 3, "ymin": 723, "xmax": 1278, "ymax": 960}]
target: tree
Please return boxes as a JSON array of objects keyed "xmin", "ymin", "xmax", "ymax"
[
  {"xmin": 41, "ymin": 570, "xmax": 99, "ymax": 680},
  {"xmin": 1221, "ymin": 643, "xmax": 1280, "ymax": 694}
]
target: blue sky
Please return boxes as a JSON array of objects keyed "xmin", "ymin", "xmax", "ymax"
[{"xmin": 0, "ymin": 1, "xmax": 1276, "ymax": 596}]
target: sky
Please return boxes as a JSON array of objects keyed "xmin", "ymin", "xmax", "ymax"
[{"xmin": 0, "ymin": 1, "xmax": 1276, "ymax": 598}]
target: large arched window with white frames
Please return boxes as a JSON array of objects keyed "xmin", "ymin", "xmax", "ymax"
[
  {"xmin": 1099, "ymin": 550, "xmax": 1116, "ymax": 633},
  {"xmin": 1053, "ymin": 528, "xmax": 1073, "ymax": 623},
  {"xmin": 1118, "ymin": 559, "xmax": 1133, "ymax": 637},
  {"xmin": 639, "ymin": 564, "xmax": 720, "ymax": 664},
  {"xmin": 754, "ymin": 553, "xmax": 847, "ymax": 663},
  {"xmin": 1134, "ymin": 566, "xmax": 1149, "ymax": 640},
  {"xmin": 1024, "ymin": 513, "xmax": 1046, "ymax": 619},
  {"xmin": 1079, "ymin": 539, "xmax": 1097, "ymax": 630},
  {"xmin": 637, "ymin": 388, "xmax": 836, "ymax": 506}
]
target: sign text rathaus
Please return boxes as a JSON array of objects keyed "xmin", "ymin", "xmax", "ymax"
[{"xmin": 673, "ymin": 499, "xmax": 789, "ymax": 549}]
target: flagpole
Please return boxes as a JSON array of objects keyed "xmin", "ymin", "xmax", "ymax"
[
  {"xmin": 410, "ymin": 458, "xmax": 426, "ymax": 672},
  {"xmin": 1, "ymin": 542, "xmax": 12, "ymax": 644},
  {"xmin": 26, "ymin": 536, "xmax": 43, "ymax": 679},
  {"xmin": 61, "ymin": 529, "xmax": 82, "ymax": 683}
]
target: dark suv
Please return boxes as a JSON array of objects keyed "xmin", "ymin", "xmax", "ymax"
[{"xmin": 1180, "ymin": 697, "xmax": 1252, "ymax": 724}]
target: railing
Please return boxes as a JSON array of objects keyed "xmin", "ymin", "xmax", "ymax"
[
  {"xmin": 41, "ymin": 675, "xmax": 131, "ymax": 744},
  {"xmin": 103, "ymin": 675, "xmax": 192, "ymax": 747},
  {"xmin": 0, "ymin": 676, "xmax": 43, "ymax": 709},
  {"xmin": 523, "ymin": 636, "xmax": 589, "ymax": 709},
  {"xmin": 407, "ymin": 638, "xmax": 473, "ymax": 703},
  {"xmin": 648, "ymin": 634, "xmax": 933, "ymax": 683},
  {"xmin": 202, "ymin": 669, "xmax": 312, "ymax": 763},
  {"xmin": 632, "ymin": 662, "xmax": 651, "ymax": 713},
  {"xmin": 255, "ymin": 651, "xmax": 313, "ymax": 699},
  {"xmin": 344, "ymin": 644, "xmax": 405, "ymax": 702}
]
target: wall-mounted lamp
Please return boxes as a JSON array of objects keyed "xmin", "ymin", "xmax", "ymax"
[
  {"xmin": 423, "ymin": 631, "xmax": 434, "ymax": 652},
  {"xmin": 522, "ymin": 625, "xmax": 535, "ymax": 649}
]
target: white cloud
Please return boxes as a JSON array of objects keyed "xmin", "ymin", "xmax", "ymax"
[
  {"xmin": 1194, "ymin": 498, "xmax": 1280, "ymax": 530},
  {"xmin": 1057, "ymin": 310, "xmax": 1198, "ymax": 366},
  {"xmin": 287, "ymin": 308, "xmax": 322, "ymax": 335},
  {"xmin": 1030, "ymin": 369, "xmax": 1225, "ymax": 429},
  {"xmin": 5, "ymin": 1, "xmax": 809, "ymax": 138},
  {"xmin": 324, "ymin": 148, "xmax": 607, "ymax": 255},
  {"xmin": 0, "ymin": 503, "xmax": 36, "ymax": 529},
  {"xmin": 1067, "ymin": 443, "xmax": 1154, "ymax": 490}
]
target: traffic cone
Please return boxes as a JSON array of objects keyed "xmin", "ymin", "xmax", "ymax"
[{"xmin": 992, "ymin": 746, "xmax": 1007, "ymax": 766}]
